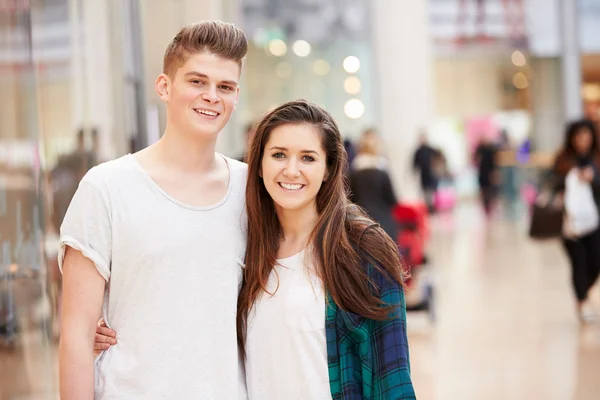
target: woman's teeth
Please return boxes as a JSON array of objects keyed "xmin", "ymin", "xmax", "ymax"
[{"xmin": 279, "ymin": 183, "xmax": 303, "ymax": 190}]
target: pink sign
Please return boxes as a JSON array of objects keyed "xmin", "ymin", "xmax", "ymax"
[{"xmin": 465, "ymin": 116, "xmax": 499, "ymax": 156}]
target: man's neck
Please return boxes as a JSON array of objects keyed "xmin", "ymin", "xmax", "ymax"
[{"xmin": 152, "ymin": 126, "xmax": 219, "ymax": 173}]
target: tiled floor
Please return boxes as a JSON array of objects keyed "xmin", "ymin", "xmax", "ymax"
[
  {"xmin": 1, "ymin": 203, "xmax": 599, "ymax": 399},
  {"xmin": 408, "ymin": 204, "xmax": 600, "ymax": 400}
]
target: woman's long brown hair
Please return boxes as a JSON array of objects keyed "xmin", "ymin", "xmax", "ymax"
[
  {"xmin": 554, "ymin": 119, "xmax": 600, "ymax": 176},
  {"xmin": 237, "ymin": 100, "xmax": 407, "ymax": 358}
]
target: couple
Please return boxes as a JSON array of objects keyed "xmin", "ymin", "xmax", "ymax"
[{"xmin": 59, "ymin": 21, "xmax": 415, "ymax": 400}]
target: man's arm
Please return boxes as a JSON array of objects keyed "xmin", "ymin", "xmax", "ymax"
[{"xmin": 59, "ymin": 246, "xmax": 106, "ymax": 400}]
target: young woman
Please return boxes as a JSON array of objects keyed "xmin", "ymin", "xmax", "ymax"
[
  {"xmin": 553, "ymin": 119, "xmax": 600, "ymax": 323},
  {"xmin": 95, "ymin": 100, "xmax": 415, "ymax": 399}
]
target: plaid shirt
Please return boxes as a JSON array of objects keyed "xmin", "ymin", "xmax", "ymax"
[{"xmin": 326, "ymin": 263, "xmax": 416, "ymax": 399}]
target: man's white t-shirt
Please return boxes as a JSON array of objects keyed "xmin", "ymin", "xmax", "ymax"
[
  {"xmin": 245, "ymin": 250, "xmax": 332, "ymax": 400},
  {"xmin": 58, "ymin": 154, "xmax": 248, "ymax": 399}
]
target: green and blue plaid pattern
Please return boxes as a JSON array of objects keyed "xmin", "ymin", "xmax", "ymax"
[{"xmin": 326, "ymin": 263, "xmax": 416, "ymax": 399}]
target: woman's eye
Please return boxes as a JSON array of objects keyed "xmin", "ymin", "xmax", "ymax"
[
  {"xmin": 272, "ymin": 152, "xmax": 285, "ymax": 159},
  {"xmin": 302, "ymin": 155, "xmax": 316, "ymax": 162}
]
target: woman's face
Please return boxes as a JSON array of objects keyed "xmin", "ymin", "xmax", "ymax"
[
  {"xmin": 573, "ymin": 127, "xmax": 593, "ymax": 155},
  {"xmin": 260, "ymin": 123, "xmax": 328, "ymax": 216}
]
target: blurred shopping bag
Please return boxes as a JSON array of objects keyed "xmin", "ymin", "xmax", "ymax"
[
  {"xmin": 434, "ymin": 181, "xmax": 456, "ymax": 212},
  {"xmin": 520, "ymin": 183, "xmax": 537, "ymax": 207},
  {"xmin": 528, "ymin": 189, "xmax": 563, "ymax": 239}
]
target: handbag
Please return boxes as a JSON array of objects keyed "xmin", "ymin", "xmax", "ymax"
[
  {"xmin": 434, "ymin": 180, "xmax": 456, "ymax": 212},
  {"xmin": 528, "ymin": 189, "xmax": 563, "ymax": 239}
]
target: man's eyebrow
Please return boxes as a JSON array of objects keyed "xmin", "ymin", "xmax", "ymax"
[{"xmin": 184, "ymin": 71, "xmax": 238, "ymax": 86}]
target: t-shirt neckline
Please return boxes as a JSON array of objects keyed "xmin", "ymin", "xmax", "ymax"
[{"xmin": 126, "ymin": 153, "xmax": 234, "ymax": 211}]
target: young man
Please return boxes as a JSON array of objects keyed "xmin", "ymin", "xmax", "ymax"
[{"xmin": 59, "ymin": 21, "xmax": 249, "ymax": 399}]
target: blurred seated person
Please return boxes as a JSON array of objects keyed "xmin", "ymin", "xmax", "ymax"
[{"xmin": 350, "ymin": 130, "xmax": 399, "ymax": 240}]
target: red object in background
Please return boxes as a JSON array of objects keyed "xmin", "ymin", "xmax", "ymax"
[{"xmin": 393, "ymin": 203, "xmax": 430, "ymax": 271}]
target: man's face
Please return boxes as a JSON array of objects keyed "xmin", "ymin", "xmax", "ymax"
[{"xmin": 157, "ymin": 52, "xmax": 240, "ymax": 139}]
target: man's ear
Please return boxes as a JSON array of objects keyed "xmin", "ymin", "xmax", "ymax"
[{"xmin": 155, "ymin": 74, "xmax": 170, "ymax": 102}]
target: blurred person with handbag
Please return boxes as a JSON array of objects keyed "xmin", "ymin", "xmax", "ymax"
[{"xmin": 553, "ymin": 119, "xmax": 600, "ymax": 323}]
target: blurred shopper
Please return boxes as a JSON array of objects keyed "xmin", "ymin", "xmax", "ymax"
[
  {"xmin": 96, "ymin": 101, "xmax": 416, "ymax": 399},
  {"xmin": 497, "ymin": 130, "xmax": 519, "ymax": 208},
  {"xmin": 432, "ymin": 148, "xmax": 451, "ymax": 182},
  {"xmin": 237, "ymin": 121, "xmax": 256, "ymax": 162},
  {"xmin": 553, "ymin": 119, "xmax": 600, "ymax": 323},
  {"xmin": 350, "ymin": 130, "xmax": 399, "ymax": 240},
  {"xmin": 474, "ymin": 135, "xmax": 499, "ymax": 216},
  {"xmin": 70, "ymin": 128, "xmax": 97, "ymax": 180},
  {"xmin": 59, "ymin": 22, "xmax": 249, "ymax": 399},
  {"xmin": 431, "ymin": 148, "xmax": 457, "ymax": 212},
  {"xmin": 343, "ymin": 138, "xmax": 357, "ymax": 170},
  {"xmin": 413, "ymin": 132, "xmax": 438, "ymax": 212},
  {"xmin": 71, "ymin": 128, "xmax": 89, "ymax": 180},
  {"xmin": 88, "ymin": 127, "xmax": 101, "ymax": 168},
  {"xmin": 50, "ymin": 128, "xmax": 96, "ymax": 233}
]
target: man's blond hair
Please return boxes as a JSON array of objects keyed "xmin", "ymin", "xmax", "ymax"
[{"xmin": 163, "ymin": 21, "xmax": 248, "ymax": 77}]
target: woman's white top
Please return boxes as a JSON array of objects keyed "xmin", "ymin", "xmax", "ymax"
[{"xmin": 245, "ymin": 250, "xmax": 333, "ymax": 400}]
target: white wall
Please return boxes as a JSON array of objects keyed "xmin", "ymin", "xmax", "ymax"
[{"xmin": 434, "ymin": 58, "xmax": 505, "ymax": 119}]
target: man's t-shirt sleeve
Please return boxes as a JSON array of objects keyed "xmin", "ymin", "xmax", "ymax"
[{"xmin": 58, "ymin": 180, "xmax": 112, "ymax": 282}]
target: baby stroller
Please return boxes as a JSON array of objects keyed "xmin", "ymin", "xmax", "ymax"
[{"xmin": 393, "ymin": 203, "xmax": 435, "ymax": 320}]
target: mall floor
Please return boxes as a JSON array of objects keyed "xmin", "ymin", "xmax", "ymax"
[{"xmin": 1, "ymin": 202, "xmax": 599, "ymax": 400}]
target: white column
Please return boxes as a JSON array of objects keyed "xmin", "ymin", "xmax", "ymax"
[
  {"xmin": 69, "ymin": 0, "xmax": 84, "ymax": 137},
  {"xmin": 560, "ymin": 0, "xmax": 583, "ymax": 121},
  {"xmin": 370, "ymin": 0, "xmax": 434, "ymax": 202},
  {"xmin": 531, "ymin": 58, "xmax": 563, "ymax": 152},
  {"xmin": 69, "ymin": 0, "xmax": 115, "ymax": 159}
]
